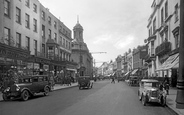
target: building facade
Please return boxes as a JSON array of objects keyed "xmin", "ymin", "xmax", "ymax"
[
  {"xmin": 71, "ymin": 20, "xmax": 93, "ymax": 77},
  {"xmin": 0, "ymin": 0, "xmax": 77, "ymax": 85},
  {"xmin": 146, "ymin": 0, "xmax": 180, "ymax": 87}
]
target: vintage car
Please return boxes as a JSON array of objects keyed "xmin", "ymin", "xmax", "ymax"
[
  {"xmin": 2, "ymin": 75, "xmax": 50, "ymax": 101},
  {"xmin": 138, "ymin": 79, "xmax": 167, "ymax": 106},
  {"xmin": 129, "ymin": 76, "xmax": 138, "ymax": 86},
  {"xmin": 78, "ymin": 76, "xmax": 93, "ymax": 89}
]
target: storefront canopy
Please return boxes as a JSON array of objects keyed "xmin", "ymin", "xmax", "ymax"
[
  {"xmin": 157, "ymin": 53, "xmax": 179, "ymax": 71},
  {"xmin": 131, "ymin": 69, "xmax": 138, "ymax": 75},
  {"xmin": 124, "ymin": 72, "xmax": 130, "ymax": 76}
]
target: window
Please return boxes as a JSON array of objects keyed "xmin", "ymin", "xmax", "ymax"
[
  {"xmin": 175, "ymin": 4, "xmax": 179, "ymax": 22},
  {"xmin": 34, "ymin": 40, "xmax": 37, "ymax": 55},
  {"xmin": 66, "ymin": 40, "xmax": 68, "ymax": 49},
  {"xmin": 48, "ymin": 16, "xmax": 51, "ymax": 25},
  {"xmin": 33, "ymin": 18, "xmax": 37, "ymax": 32},
  {"xmin": 175, "ymin": 34, "xmax": 179, "ymax": 48},
  {"xmin": 42, "ymin": 11, "xmax": 45, "ymax": 20},
  {"xmin": 165, "ymin": 30, "xmax": 168, "ymax": 41},
  {"xmin": 48, "ymin": 29, "xmax": 51, "ymax": 39},
  {"xmin": 4, "ymin": 27, "xmax": 10, "ymax": 45},
  {"xmin": 54, "ymin": 33, "xmax": 57, "ymax": 42},
  {"xmin": 60, "ymin": 37, "xmax": 62, "ymax": 45},
  {"xmin": 151, "ymin": 41, "xmax": 154, "ymax": 55},
  {"xmin": 26, "ymin": 36, "xmax": 30, "ymax": 51},
  {"xmin": 165, "ymin": 1, "xmax": 168, "ymax": 19},
  {"xmin": 16, "ymin": 32, "xmax": 21, "ymax": 48},
  {"xmin": 33, "ymin": 4, "xmax": 37, "ymax": 13},
  {"xmin": 42, "ymin": 25, "xmax": 45, "ymax": 38},
  {"xmin": 16, "ymin": 7, "xmax": 21, "ymax": 24},
  {"xmin": 4, "ymin": 0, "xmax": 10, "ymax": 17},
  {"xmin": 54, "ymin": 21, "xmax": 57, "ymax": 29},
  {"xmin": 80, "ymin": 55, "xmax": 83, "ymax": 64},
  {"xmin": 161, "ymin": 8, "xmax": 164, "ymax": 25},
  {"xmin": 42, "ymin": 44, "xmax": 45, "ymax": 55},
  {"xmin": 153, "ymin": 18, "xmax": 156, "ymax": 33},
  {"xmin": 25, "ymin": 0, "xmax": 30, "ymax": 7},
  {"xmin": 25, "ymin": 13, "xmax": 30, "ymax": 28},
  {"xmin": 63, "ymin": 38, "xmax": 65, "ymax": 47}
]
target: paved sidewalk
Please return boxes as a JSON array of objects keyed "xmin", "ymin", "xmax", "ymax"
[
  {"xmin": 166, "ymin": 88, "xmax": 184, "ymax": 115},
  {"xmin": 0, "ymin": 82, "xmax": 78, "ymax": 101}
]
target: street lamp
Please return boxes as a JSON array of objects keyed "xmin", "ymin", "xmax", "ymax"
[{"xmin": 176, "ymin": 0, "xmax": 184, "ymax": 109}]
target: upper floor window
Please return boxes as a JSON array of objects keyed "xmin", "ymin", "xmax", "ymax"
[
  {"xmin": 34, "ymin": 40, "xmax": 37, "ymax": 55},
  {"xmin": 42, "ymin": 11, "xmax": 45, "ymax": 20},
  {"xmin": 16, "ymin": 32, "xmax": 21, "ymax": 48},
  {"xmin": 153, "ymin": 18, "xmax": 156, "ymax": 33},
  {"xmin": 25, "ymin": 0, "xmax": 30, "ymax": 7},
  {"xmin": 48, "ymin": 29, "xmax": 51, "ymax": 39},
  {"xmin": 4, "ymin": 0, "xmax": 10, "ymax": 17},
  {"xmin": 33, "ymin": 18, "xmax": 37, "ymax": 32},
  {"xmin": 42, "ymin": 44, "xmax": 45, "ymax": 55},
  {"xmin": 16, "ymin": 7, "xmax": 21, "ymax": 24},
  {"xmin": 4, "ymin": 27, "xmax": 10, "ymax": 45},
  {"xmin": 165, "ymin": 1, "xmax": 168, "ymax": 19},
  {"xmin": 25, "ymin": 13, "xmax": 30, "ymax": 28},
  {"xmin": 54, "ymin": 21, "xmax": 57, "ymax": 29},
  {"xmin": 165, "ymin": 30, "xmax": 168, "ymax": 41},
  {"xmin": 175, "ymin": 4, "xmax": 179, "ymax": 22},
  {"xmin": 151, "ymin": 41, "xmax": 154, "ymax": 55},
  {"xmin": 26, "ymin": 36, "xmax": 30, "ymax": 51},
  {"xmin": 42, "ymin": 25, "xmax": 45, "ymax": 38},
  {"xmin": 54, "ymin": 33, "xmax": 57, "ymax": 42},
  {"xmin": 48, "ymin": 16, "xmax": 51, "ymax": 25},
  {"xmin": 161, "ymin": 8, "xmax": 164, "ymax": 25},
  {"xmin": 33, "ymin": 4, "xmax": 37, "ymax": 13},
  {"xmin": 175, "ymin": 34, "xmax": 179, "ymax": 49}
]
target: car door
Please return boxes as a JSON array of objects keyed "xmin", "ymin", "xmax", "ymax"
[{"xmin": 32, "ymin": 76, "xmax": 40, "ymax": 93}]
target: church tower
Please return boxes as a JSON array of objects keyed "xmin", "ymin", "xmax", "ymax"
[{"xmin": 73, "ymin": 17, "xmax": 84, "ymax": 42}]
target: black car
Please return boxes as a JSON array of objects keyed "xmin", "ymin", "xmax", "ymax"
[
  {"xmin": 2, "ymin": 75, "xmax": 50, "ymax": 101},
  {"xmin": 78, "ymin": 76, "xmax": 93, "ymax": 89}
]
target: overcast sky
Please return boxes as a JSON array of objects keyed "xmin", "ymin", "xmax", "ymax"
[{"xmin": 39, "ymin": 0, "xmax": 153, "ymax": 67}]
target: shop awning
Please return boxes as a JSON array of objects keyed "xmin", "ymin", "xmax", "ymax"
[
  {"xmin": 66, "ymin": 68, "xmax": 77, "ymax": 72},
  {"xmin": 131, "ymin": 69, "xmax": 138, "ymax": 75},
  {"xmin": 124, "ymin": 72, "xmax": 130, "ymax": 76},
  {"xmin": 157, "ymin": 53, "xmax": 179, "ymax": 71}
]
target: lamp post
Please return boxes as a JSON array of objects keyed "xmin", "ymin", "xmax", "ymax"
[{"xmin": 176, "ymin": 0, "xmax": 184, "ymax": 109}]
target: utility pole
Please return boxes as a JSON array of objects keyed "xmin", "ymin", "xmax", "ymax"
[{"xmin": 176, "ymin": 0, "xmax": 184, "ymax": 109}]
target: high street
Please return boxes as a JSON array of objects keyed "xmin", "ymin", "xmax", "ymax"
[{"xmin": 0, "ymin": 80, "xmax": 177, "ymax": 115}]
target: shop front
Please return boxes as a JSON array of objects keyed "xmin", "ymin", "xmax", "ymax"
[
  {"xmin": 27, "ymin": 55, "xmax": 50, "ymax": 76},
  {"xmin": 0, "ymin": 43, "xmax": 30, "ymax": 89}
]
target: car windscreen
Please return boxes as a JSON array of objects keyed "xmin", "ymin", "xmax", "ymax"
[{"xmin": 144, "ymin": 82, "xmax": 159, "ymax": 87}]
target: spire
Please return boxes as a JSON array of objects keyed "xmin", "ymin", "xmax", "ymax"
[{"xmin": 77, "ymin": 15, "xmax": 79, "ymax": 24}]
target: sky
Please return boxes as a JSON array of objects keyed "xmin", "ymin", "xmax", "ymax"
[{"xmin": 38, "ymin": 0, "xmax": 153, "ymax": 67}]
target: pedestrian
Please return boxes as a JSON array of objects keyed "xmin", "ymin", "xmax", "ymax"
[
  {"xmin": 163, "ymin": 75, "xmax": 169, "ymax": 95},
  {"xmin": 111, "ymin": 77, "xmax": 115, "ymax": 83}
]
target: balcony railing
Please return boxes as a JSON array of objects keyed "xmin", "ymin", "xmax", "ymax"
[{"xmin": 155, "ymin": 41, "xmax": 171, "ymax": 56}]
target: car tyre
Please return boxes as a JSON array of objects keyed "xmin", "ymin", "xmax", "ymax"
[
  {"xmin": 142, "ymin": 95, "xmax": 146, "ymax": 106},
  {"xmin": 2, "ymin": 94, "xmax": 9, "ymax": 101},
  {"xmin": 21, "ymin": 90, "xmax": 29, "ymax": 101},
  {"xmin": 44, "ymin": 86, "xmax": 50, "ymax": 96}
]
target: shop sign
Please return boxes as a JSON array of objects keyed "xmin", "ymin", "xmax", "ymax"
[
  {"xmin": 43, "ymin": 64, "xmax": 49, "ymax": 71},
  {"xmin": 27, "ymin": 63, "xmax": 33, "ymax": 69},
  {"xmin": 34, "ymin": 63, "xmax": 40, "ymax": 69}
]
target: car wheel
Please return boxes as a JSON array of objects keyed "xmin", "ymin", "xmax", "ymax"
[
  {"xmin": 44, "ymin": 86, "xmax": 50, "ymax": 96},
  {"xmin": 21, "ymin": 90, "xmax": 29, "ymax": 101},
  {"xmin": 2, "ymin": 94, "xmax": 9, "ymax": 101},
  {"xmin": 142, "ymin": 95, "xmax": 146, "ymax": 106}
]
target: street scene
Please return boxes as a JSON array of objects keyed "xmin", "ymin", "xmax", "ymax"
[
  {"xmin": 0, "ymin": 80, "xmax": 178, "ymax": 115},
  {"xmin": 1, "ymin": 0, "xmax": 184, "ymax": 115}
]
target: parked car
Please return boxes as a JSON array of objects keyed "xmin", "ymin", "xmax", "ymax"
[
  {"xmin": 2, "ymin": 75, "xmax": 50, "ymax": 101},
  {"xmin": 138, "ymin": 79, "xmax": 167, "ymax": 106},
  {"xmin": 129, "ymin": 76, "xmax": 138, "ymax": 86},
  {"xmin": 78, "ymin": 76, "xmax": 93, "ymax": 89}
]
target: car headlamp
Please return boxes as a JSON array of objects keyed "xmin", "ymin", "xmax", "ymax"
[
  {"xmin": 4, "ymin": 87, "xmax": 10, "ymax": 92},
  {"xmin": 16, "ymin": 85, "xmax": 20, "ymax": 91}
]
